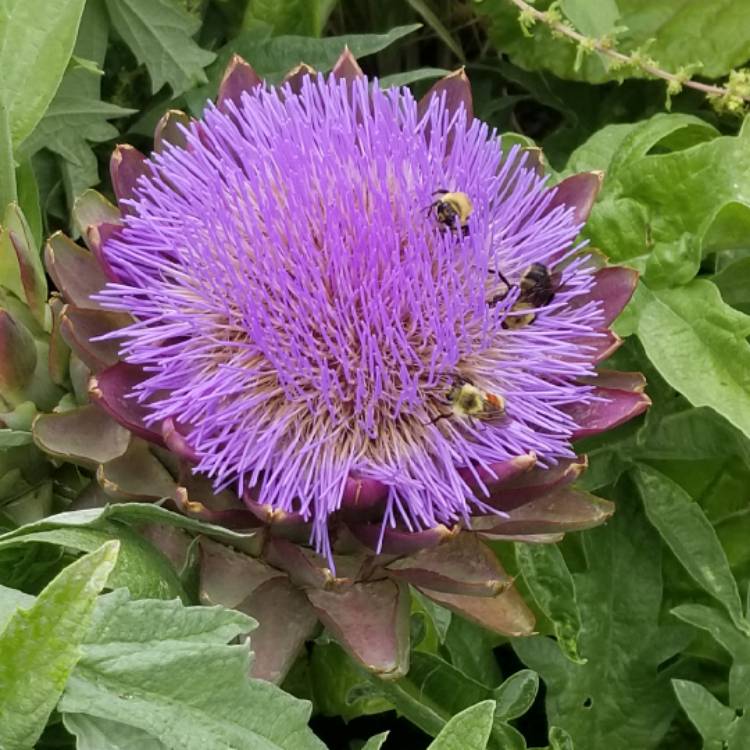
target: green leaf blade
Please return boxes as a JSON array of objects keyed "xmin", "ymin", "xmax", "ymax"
[
  {"xmin": 427, "ymin": 700, "xmax": 496, "ymax": 750},
  {"xmin": 0, "ymin": 540, "xmax": 119, "ymax": 750}
]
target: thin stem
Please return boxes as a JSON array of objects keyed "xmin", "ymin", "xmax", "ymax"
[
  {"xmin": 506, "ymin": 0, "xmax": 749, "ymax": 102},
  {"xmin": 0, "ymin": 102, "xmax": 17, "ymax": 213}
]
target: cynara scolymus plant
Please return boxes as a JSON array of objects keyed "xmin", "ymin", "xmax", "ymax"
[{"xmin": 34, "ymin": 50, "xmax": 648, "ymax": 682}]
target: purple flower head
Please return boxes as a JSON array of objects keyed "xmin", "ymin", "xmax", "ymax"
[{"xmin": 94, "ymin": 70, "xmax": 635, "ymax": 558}]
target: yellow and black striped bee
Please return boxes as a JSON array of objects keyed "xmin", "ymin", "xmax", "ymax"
[
  {"xmin": 490, "ymin": 263, "xmax": 556, "ymax": 329},
  {"xmin": 428, "ymin": 376, "xmax": 505, "ymax": 425},
  {"xmin": 430, "ymin": 190, "xmax": 473, "ymax": 235}
]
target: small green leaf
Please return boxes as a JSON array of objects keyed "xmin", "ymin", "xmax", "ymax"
[
  {"xmin": 0, "ymin": 541, "xmax": 119, "ymax": 750},
  {"xmin": 104, "ymin": 0, "xmax": 216, "ymax": 95},
  {"xmin": 549, "ymin": 726, "xmax": 575, "ymax": 750},
  {"xmin": 0, "ymin": 0, "xmax": 88, "ymax": 147},
  {"xmin": 380, "ymin": 68, "xmax": 450, "ymax": 88},
  {"xmin": 427, "ymin": 700, "xmax": 496, "ymax": 750},
  {"xmin": 493, "ymin": 670, "xmax": 539, "ymax": 721},
  {"xmin": 0, "ymin": 428, "xmax": 32, "ymax": 447},
  {"xmin": 361, "ymin": 732, "xmax": 390, "ymax": 750},
  {"xmin": 635, "ymin": 464, "xmax": 748, "ymax": 634},
  {"xmin": 516, "ymin": 543, "xmax": 585, "ymax": 663},
  {"xmin": 242, "ymin": 0, "xmax": 336, "ymax": 37},
  {"xmin": 672, "ymin": 679, "xmax": 736, "ymax": 747}
]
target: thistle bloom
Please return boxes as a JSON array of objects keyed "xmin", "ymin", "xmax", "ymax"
[{"xmin": 38, "ymin": 51, "xmax": 648, "ymax": 681}]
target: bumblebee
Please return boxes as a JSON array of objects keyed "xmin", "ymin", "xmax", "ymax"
[
  {"xmin": 430, "ymin": 190, "xmax": 473, "ymax": 234},
  {"xmin": 429, "ymin": 376, "xmax": 505, "ymax": 425},
  {"xmin": 490, "ymin": 263, "xmax": 556, "ymax": 329}
]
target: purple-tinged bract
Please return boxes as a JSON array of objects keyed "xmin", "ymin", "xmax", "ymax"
[{"xmin": 97, "ymin": 74, "xmax": 606, "ymax": 557}]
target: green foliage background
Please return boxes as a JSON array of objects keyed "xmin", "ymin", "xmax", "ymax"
[{"xmin": 1, "ymin": 0, "xmax": 750, "ymax": 748}]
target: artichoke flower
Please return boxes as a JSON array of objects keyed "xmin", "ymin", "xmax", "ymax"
[{"xmin": 33, "ymin": 50, "xmax": 649, "ymax": 682}]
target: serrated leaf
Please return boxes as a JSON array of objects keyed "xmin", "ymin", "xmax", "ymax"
[
  {"xmin": 483, "ymin": 0, "xmax": 750, "ymax": 83},
  {"xmin": 634, "ymin": 464, "xmax": 749, "ymax": 634},
  {"xmin": 513, "ymin": 493, "xmax": 691, "ymax": 750},
  {"xmin": 104, "ymin": 0, "xmax": 216, "ymax": 95},
  {"xmin": 59, "ymin": 589, "xmax": 326, "ymax": 750},
  {"xmin": 515, "ymin": 543, "xmax": 585, "ymax": 663},
  {"xmin": 0, "ymin": 0, "xmax": 87, "ymax": 147},
  {"xmin": 427, "ymin": 700, "xmax": 496, "ymax": 750},
  {"xmin": 0, "ymin": 541, "xmax": 119, "ymax": 750}
]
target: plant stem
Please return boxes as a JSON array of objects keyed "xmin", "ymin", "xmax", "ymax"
[
  {"xmin": 0, "ymin": 103, "xmax": 17, "ymax": 213},
  {"xmin": 506, "ymin": 0, "xmax": 749, "ymax": 102}
]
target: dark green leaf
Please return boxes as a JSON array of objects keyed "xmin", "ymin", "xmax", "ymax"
[{"xmin": 104, "ymin": 0, "xmax": 216, "ymax": 95}]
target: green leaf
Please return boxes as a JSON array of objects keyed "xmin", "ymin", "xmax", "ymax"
[
  {"xmin": 63, "ymin": 714, "xmax": 168, "ymax": 750},
  {"xmin": 443, "ymin": 614, "xmax": 502, "ymax": 687},
  {"xmin": 493, "ymin": 670, "xmax": 539, "ymax": 721},
  {"xmin": 380, "ymin": 68, "xmax": 450, "ymax": 88},
  {"xmin": 187, "ymin": 24, "xmax": 421, "ymax": 109},
  {"xmin": 15, "ymin": 160, "xmax": 42, "ymax": 248},
  {"xmin": 631, "ymin": 281, "xmax": 750, "ymax": 441},
  {"xmin": 0, "ymin": 428, "xmax": 32, "ymax": 447},
  {"xmin": 361, "ymin": 733, "xmax": 390, "ymax": 750},
  {"xmin": 17, "ymin": 95, "xmax": 135, "ymax": 201},
  {"xmin": 513, "ymin": 491, "xmax": 690, "ymax": 750},
  {"xmin": 634, "ymin": 464, "xmax": 749, "ymax": 634},
  {"xmin": 427, "ymin": 700, "xmax": 496, "ymax": 750},
  {"xmin": 0, "ymin": 102, "xmax": 16, "ymax": 212},
  {"xmin": 405, "ymin": 0, "xmax": 464, "ymax": 62},
  {"xmin": 672, "ymin": 679, "xmax": 736, "ymax": 748},
  {"xmin": 0, "ymin": 502, "xmax": 261, "ymax": 550},
  {"xmin": 0, "ymin": 541, "xmax": 119, "ymax": 750},
  {"xmin": 0, "ymin": 522, "xmax": 186, "ymax": 601},
  {"xmin": 559, "ymin": 0, "xmax": 620, "ymax": 37},
  {"xmin": 104, "ymin": 0, "xmax": 216, "ymax": 95},
  {"xmin": 515, "ymin": 543, "xmax": 585, "ymax": 663},
  {"xmin": 0, "ymin": 0, "xmax": 87, "ymax": 147},
  {"xmin": 549, "ymin": 726, "xmax": 575, "ymax": 750},
  {"xmin": 0, "ymin": 582, "xmax": 33, "ymax": 631},
  {"xmin": 483, "ymin": 0, "xmax": 750, "ymax": 83},
  {"xmin": 242, "ymin": 0, "xmax": 336, "ymax": 37},
  {"xmin": 59, "ymin": 589, "xmax": 326, "ymax": 750}
]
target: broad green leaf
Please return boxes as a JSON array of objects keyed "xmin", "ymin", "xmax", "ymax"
[
  {"xmin": 0, "ymin": 0, "xmax": 87, "ymax": 147},
  {"xmin": 0, "ymin": 428, "xmax": 32, "ymax": 447},
  {"xmin": 560, "ymin": 0, "xmax": 620, "ymax": 37},
  {"xmin": 493, "ymin": 670, "xmax": 539, "ymax": 721},
  {"xmin": 0, "ymin": 522, "xmax": 185, "ymax": 601},
  {"xmin": 514, "ymin": 492, "xmax": 690, "ymax": 750},
  {"xmin": 187, "ymin": 24, "xmax": 421, "ymax": 109},
  {"xmin": 515, "ymin": 543, "xmax": 585, "ymax": 663},
  {"xmin": 0, "ymin": 582, "xmax": 33, "ymax": 631},
  {"xmin": 0, "ymin": 541, "xmax": 118, "ymax": 750},
  {"xmin": 483, "ymin": 0, "xmax": 750, "ymax": 83},
  {"xmin": 581, "ymin": 115, "xmax": 747, "ymax": 285},
  {"xmin": 242, "ymin": 0, "xmax": 336, "ymax": 37},
  {"xmin": 635, "ymin": 464, "xmax": 748, "ymax": 633},
  {"xmin": 63, "ymin": 714, "xmax": 168, "ymax": 750},
  {"xmin": 672, "ymin": 679, "xmax": 736, "ymax": 748},
  {"xmin": 104, "ymin": 0, "xmax": 216, "ymax": 95},
  {"xmin": 632, "ymin": 281, "xmax": 750, "ymax": 441},
  {"xmin": 59, "ymin": 589, "xmax": 326, "ymax": 750},
  {"xmin": 427, "ymin": 700, "xmax": 496, "ymax": 750},
  {"xmin": 713, "ymin": 256, "xmax": 750, "ymax": 311},
  {"xmin": 0, "ymin": 103, "xmax": 15, "ymax": 211}
]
